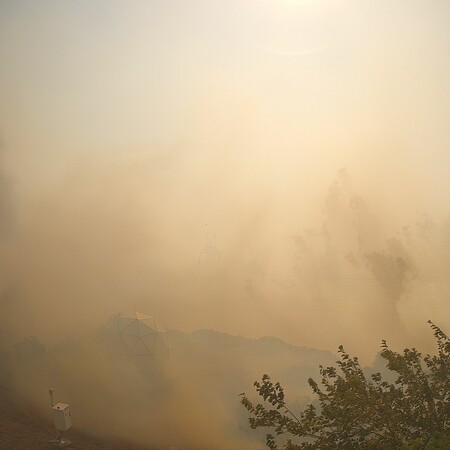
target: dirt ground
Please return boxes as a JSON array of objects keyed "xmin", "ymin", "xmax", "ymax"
[{"xmin": 0, "ymin": 385, "xmax": 156, "ymax": 450}]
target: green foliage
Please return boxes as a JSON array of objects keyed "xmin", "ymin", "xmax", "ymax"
[
  {"xmin": 240, "ymin": 321, "xmax": 450, "ymax": 450},
  {"xmin": 400, "ymin": 432, "xmax": 450, "ymax": 449}
]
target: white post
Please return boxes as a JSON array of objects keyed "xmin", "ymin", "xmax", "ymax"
[{"xmin": 49, "ymin": 388, "xmax": 55, "ymax": 407}]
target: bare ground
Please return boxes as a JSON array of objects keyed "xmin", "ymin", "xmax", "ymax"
[{"xmin": 0, "ymin": 385, "xmax": 155, "ymax": 450}]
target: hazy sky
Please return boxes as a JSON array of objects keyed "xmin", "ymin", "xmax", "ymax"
[{"xmin": 1, "ymin": 0, "xmax": 450, "ymax": 360}]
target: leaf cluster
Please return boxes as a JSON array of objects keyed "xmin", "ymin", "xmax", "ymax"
[{"xmin": 240, "ymin": 321, "xmax": 450, "ymax": 450}]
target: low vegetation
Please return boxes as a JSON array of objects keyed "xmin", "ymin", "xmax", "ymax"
[{"xmin": 240, "ymin": 321, "xmax": 450, "ymax": 449}]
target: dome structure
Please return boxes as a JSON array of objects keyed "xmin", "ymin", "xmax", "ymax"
[{"xmin": 105, "ymin": 311, "xmax": 170, "ymax": 356}]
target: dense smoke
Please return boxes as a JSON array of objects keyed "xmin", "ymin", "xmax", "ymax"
[
  {"xmin": 3, "ymin": 149, "xmax": 449, "ymax": 357},
  {"xmin": 1, "ymin": 0, "xmax": 450, "ymax": 448},
  {"xmin": 2, "ymin": 144, "xmax": 450, "ymax": 447}
]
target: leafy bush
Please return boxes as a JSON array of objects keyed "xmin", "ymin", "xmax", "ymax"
[{"xmin": 240, "ymin": 321, "xmax": 450, "ymax": 450}]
